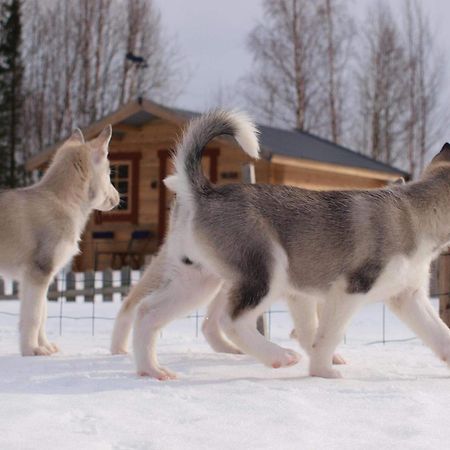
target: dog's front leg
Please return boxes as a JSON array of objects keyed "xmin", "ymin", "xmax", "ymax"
[
  {"xmin": 287, "ymin": 293, "xmax": 318, "ymax": 355},
  {"xmin": 38, "ymin": 299, "xmax": 59, "ymax": 354},
  {"xmin": 387, "ymin": 288, "xmax": 450, "ymax": 365},
  {"xmin": 19, "ymin": 272, "xmax": 53, "ymax": 356},
  {"xmin": 309, "ymin": 293, "xmax": 360, "ymax": 378}
]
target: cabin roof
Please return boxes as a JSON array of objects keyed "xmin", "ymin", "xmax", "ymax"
[{"xmin": 26, "ymin": 98, "xmax": 408, "ymax": 178}]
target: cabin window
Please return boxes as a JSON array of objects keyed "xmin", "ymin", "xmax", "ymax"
[
  {"xmin": 96, "ymin": 152, "xmax": 141, "ymax": 224},
  {"xmin": 110, "ymin": 162, "xmax": 131, "ymax": 212}
]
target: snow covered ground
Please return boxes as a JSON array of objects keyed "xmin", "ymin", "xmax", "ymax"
[{"xmin": 0, "ymin": 299, "xmax": 449, "ymax": 450}]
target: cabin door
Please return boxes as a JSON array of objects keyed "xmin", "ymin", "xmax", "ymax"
[{"xmin": 157, "ymin": 148, "xmax": 219, "ymax": 245}]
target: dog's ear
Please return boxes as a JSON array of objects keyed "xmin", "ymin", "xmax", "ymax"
[
  {"xmin": 66, "ymin": 128, "xmax": 85, "ymax": 145},
  {"xmin": 392, "ymin": 177, "xmax": 405, "ymax": 185},
  {"xmin": 90, "ymin": 125, "xmax": 112, "ymax": 163},
  {"xmin": 431, "ymin": 143, "xmax": 450, "ymax": 165}
]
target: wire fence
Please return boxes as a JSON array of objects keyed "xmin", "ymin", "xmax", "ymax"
[{"xmin": 0, "ymin": 255, "xmax": 448, "ymax": 345}]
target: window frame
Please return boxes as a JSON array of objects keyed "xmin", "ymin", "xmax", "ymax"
[
  {"xmin": 110, "ymin": 160, "xmax": 132, "ymax": 214},
  {"xmin": 96, "ymin": 152, "xmax": 141, "ymax": 224}
]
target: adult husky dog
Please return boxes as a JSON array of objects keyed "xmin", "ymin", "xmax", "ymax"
[
  {"xmin": 132, "ymin": 110, "xmax": 450, "ymax": 380},
  {"xmin": 0, "ymin": 126, "xmax": 119, "ymax": 356}
]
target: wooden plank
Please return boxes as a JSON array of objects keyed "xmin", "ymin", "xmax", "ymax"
[{"xmin": 103, "ymin": 270, "xmax": 113, "ymax": 302}]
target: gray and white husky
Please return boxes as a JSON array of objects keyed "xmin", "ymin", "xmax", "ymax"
[
  {"xmin": 131, "ymin": 110, "xmax": 450, "ymax": 380},
  {"xmin": 111, "ymin": 223, "xmax": 346, "ymax": 364},
  {"xmin": 0, "ymin": 127, "xmax": 119, "ymax": 356}
]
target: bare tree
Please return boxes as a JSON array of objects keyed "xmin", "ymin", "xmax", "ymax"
[
  {"xmin": 244, "ymin": 0, "xmax": 352, "ymax": 143},
  {"xmin": 316, "ymin": 0, "xmax": 353, "ymax": 144},
  {"xmin": 354, "ymin": 2, "xmax": 409, "ymax": 165},
  {"xmin": 353, "ymin": 0, "xmax": 446, "ymax": 176},
  {"xmin": 244, "ymin": 0, "xmax": 324, "ymax": 131},
  {"xmin": 402, "ymin": 0, "xmax": 445, "ymax": 177},
  {"xmin": 21, "ymin": 0, "xmax": 184, "ymax": 155}
]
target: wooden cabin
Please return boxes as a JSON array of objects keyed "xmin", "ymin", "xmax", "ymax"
[{"xmin": 26, "ymin": 98, "xmax": 408, "ymax": 271}]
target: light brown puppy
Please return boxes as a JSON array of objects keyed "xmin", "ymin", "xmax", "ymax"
[{"xmin": 0, "ymin": 127, "xmax": 119, "ymax": 356}]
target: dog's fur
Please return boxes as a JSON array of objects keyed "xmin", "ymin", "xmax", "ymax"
[
  {"xmin": 0, "ymin": 127, "xmax": 119, "ymax": 356},
  {"xmin": 131, "ymin": 111, "xmax": 450, "ymax": 380},
  {"xmin": 110, "ymin": 243, "xmax": 242, "ymax": 356},
  {"xmin": 111, "ymin": 225, "xmax": 346, "ymax": 363}
]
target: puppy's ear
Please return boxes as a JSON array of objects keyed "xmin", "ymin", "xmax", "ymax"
[
  {"xmin": 66, "ymin": 128, "xmax": 85, "ymax": 145},
  {"xmin": 431, "ymin": 142, "xmax": 450, "ymax": 165},
  {"xmin": 90, "ymin": 125, "xmax": 112, "ymax": 163},
  {"xmin": 392, "ymin": 177, "xmax": 405, "ymax": 185}
]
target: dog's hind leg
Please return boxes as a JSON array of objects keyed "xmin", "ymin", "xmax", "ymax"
[
  {"xmin": 19, "ymin": 271, "xmax": 54, "ymax": 356},
  {"xmin": 202, "ymin": 287, "xmax": 242, "ymax": 354},
  {"xmin": 309, "ymin": 290, "xmax": 360, "ymax": 378},
  {"xmin": 133, "ymin": 266, "xmax": 222, "ymax": 380},
  {"xmin": 220, "ymin": 283, "xmax": 301, "ymax": 369},
  {"xmin": 111, "ymin": 249, "xmax": 166, "ymax": 355},
  {"xmin": 387, "ymin": 287, "xmax": 450, "ymax": 365}
]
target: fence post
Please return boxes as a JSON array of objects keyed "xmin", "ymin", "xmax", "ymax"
[
  {"xmin": 112, "ymin": 270, "xmax": 122, "ymax": 302},
  {"xmin": 103, "ymin": 269, "xmax": 113, "ymax": 302},
  {"xmin": 121, "ymin": 267, "xmax": 131, "ymax": 294},
  {"xmin": 65, "ymin": 272, "xmax": 76, "ymax": 302},
  {"xmin": 241, "ymin": 162, "xmax": 267, "ymax": 337}
]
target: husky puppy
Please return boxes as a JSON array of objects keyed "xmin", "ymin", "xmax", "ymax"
[
  {"xmin": 132, "ymin": 110, "xmax": 450, "ymax": 380},
  {"xmin": 0, "ymin": 126, "xmax": 119, "ymax": 356}
]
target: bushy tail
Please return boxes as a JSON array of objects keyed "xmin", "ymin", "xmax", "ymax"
[{"xmin": 164, "ymin": 110, "xmax": 259, "ymax": 196}]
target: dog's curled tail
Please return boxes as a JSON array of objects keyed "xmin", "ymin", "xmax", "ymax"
[{"xmin": 164, "ymin": 110, "xmax": 259, "ymax": 196}]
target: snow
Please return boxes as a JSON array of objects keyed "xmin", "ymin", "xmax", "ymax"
[{"xmin": 0, "ymin": 299, "xmax": 449, "ymax": 450}]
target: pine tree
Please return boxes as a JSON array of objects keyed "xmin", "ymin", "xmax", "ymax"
[{"xmin": 0, "ymin": 0, "xmax": 23, "ymax": 188}]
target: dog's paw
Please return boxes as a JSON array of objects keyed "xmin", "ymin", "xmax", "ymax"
[
  {"xmin": 22, "ymin": 346, "xmax": 53, "ymax": 356},
  {"xmin": 39, "ymin": 341, "xmax": 60, "ymax": 354},
  {"xmin": 137, "ymin": 365, "xmax": 177, "ymax": 381},
  {"xmin": 111, "ymin": 347, "xmax": 128, "ymax": 355},
  {"xmin": 271, "ymin": 349, "xmax": 301, "ymax": 368},
  {"xmin": 310, "ymin": 365, "xmax": 343, "ymax": 379},
  {"xmin": 212, "ymin": 343, "xmax": 243, "ymax": 355},
  {"xmin": 332, "ymin": 353, "xmax": 346, "ymax": 365},
  {"xmin": 46, "ymin": 342, "xmax": 59, "ymax": 354}
]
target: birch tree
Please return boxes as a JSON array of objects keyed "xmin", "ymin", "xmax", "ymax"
[
  {"xmin": 244, "ymin": 0, "xmax": 352, "ymax": 143},
  {"xmin": 21, "ymin": 0, "xmax": 183, "ymax": 154}
]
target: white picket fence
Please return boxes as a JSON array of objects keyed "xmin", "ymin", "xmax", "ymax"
[{"xmin": 0, "ymin": 267, "xmax": 143, "ymax": 303}]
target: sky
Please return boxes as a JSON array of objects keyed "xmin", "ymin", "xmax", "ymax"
[
  {"xmin": 156, "ymin": 0, "xmax": 263, "ymax": 111},
  {"xmin": 156, "ymin": 0, "xmax": 450, "ymax": 116}
]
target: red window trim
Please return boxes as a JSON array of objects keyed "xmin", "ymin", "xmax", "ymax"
[{"xmin": 96, "ymin": 152, "xmax": 142, "ymax": 225}]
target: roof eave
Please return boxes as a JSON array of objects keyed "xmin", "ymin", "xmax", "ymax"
[{"xmin": 270, "ymin": 154, "xmax": 406, "ymax": 181}]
